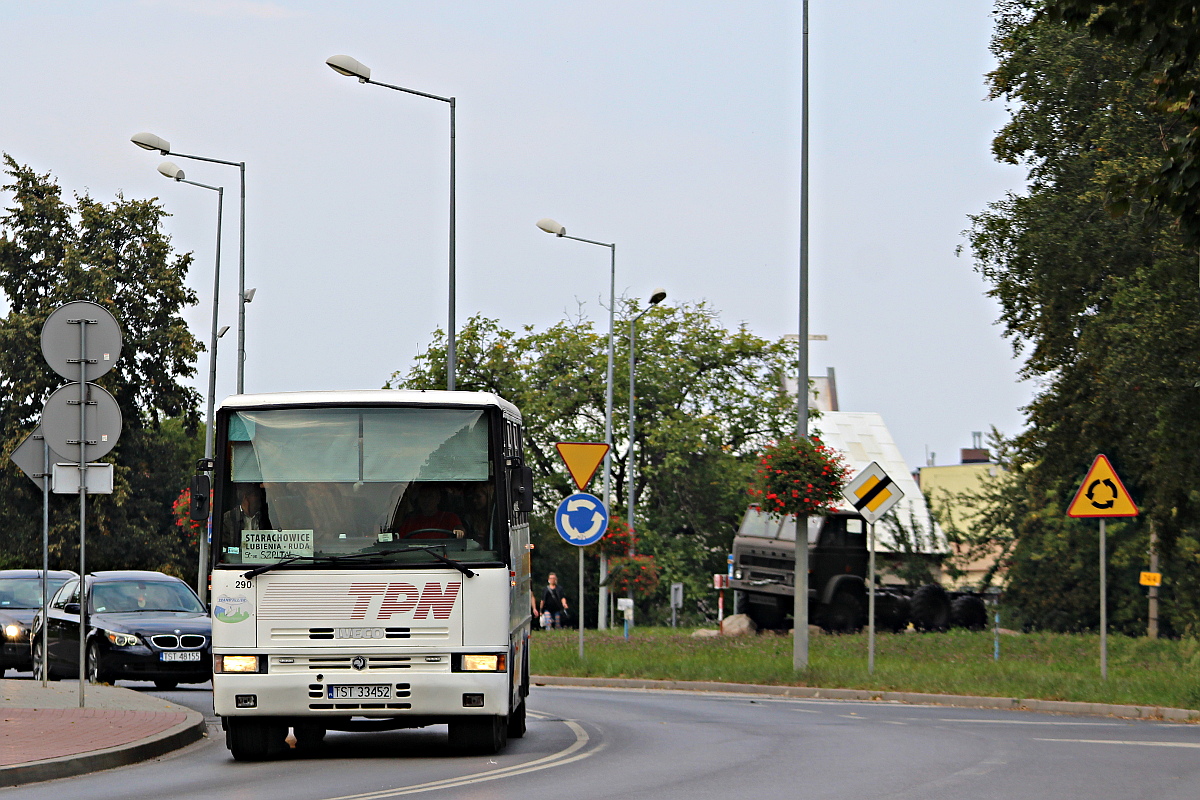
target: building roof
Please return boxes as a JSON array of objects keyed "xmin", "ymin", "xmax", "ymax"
[{"xmin": 813, "ymin": 411, "xmax": 946, "ymax": 554}]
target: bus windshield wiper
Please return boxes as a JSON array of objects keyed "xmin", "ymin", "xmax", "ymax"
[{"xmin": 241, "ymin": 545, "xmax": 476, "ymax": 579}]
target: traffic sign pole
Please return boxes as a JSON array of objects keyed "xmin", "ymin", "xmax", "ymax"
[
  {"xmin": 41, "ymin": 438, "xmax": 49, "ymax": 688},
  {"xmin": 1100, "ymin": 518, "xmax": 1107, "ymax": 681},
  {"xmin": 75, "ymin": 314, "xmax": 90, "ymax": 707},
  {"xmin": 868, "ymin": 520, "xmax": 876, "ymax": 675}
]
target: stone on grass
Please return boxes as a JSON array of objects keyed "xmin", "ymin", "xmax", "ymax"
[
  {"xmin": 691, "ymin": 628, "xmax": 720, "ymax": 638},
  {"xmin": 720, "ymin": 614, "xmax": 757, "ymax": 636}
]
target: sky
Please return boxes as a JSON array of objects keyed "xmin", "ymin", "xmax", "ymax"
[{"xmin": 0, "ymin": 0, "xmax": 1031, "ymax": 472}]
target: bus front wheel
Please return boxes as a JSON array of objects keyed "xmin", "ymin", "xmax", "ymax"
[
  {"xmin": 448, "ymin": 715, "xmax": 508, "ymax": 754},
  {"xmin": 226, "ymin": 717, "xmax": 288, "ymax": 761}
]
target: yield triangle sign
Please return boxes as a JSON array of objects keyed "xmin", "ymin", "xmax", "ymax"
[
  {"xmin": 1067, "ymin": 454, "xmax": 1139, "ymax": 518},
  {"xmin": 555, "ymin": 442, "xmax": 610, "ymax": 491}
]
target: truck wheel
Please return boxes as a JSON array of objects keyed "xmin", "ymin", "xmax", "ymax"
[
  {"xmin": 875, "ymin": 593, "xmax": 911, "ymax": 633},
  {"xmin": 950, "ymin": 595, "xmax": 988, "ymax": 631},
  {"xmin": 294, "ymin": 725, "xmax": 327, "ymax": 752},
  {"xmin": 910, "ymin": 584, "xmax": 951, "ymax": 632},
  {"xmin": 821, "ymin": 589, "xmax": 864, "ymax": 633},
  {"xmin": 507, "ymin": 701, "xmax": 527, "ymax": 738},
  {"xmin": 226, "ymin": 717, "xmax": 289, "ymax": 761},
  {"xmin": 449, "ymin": 715, "xmax": 508, "ymax": 754}
]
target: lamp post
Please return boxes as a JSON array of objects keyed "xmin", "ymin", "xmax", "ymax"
[
  {"xmin": 132, "ymin": 133, "xmax": 248, "ymax": 394},
  {"xmin": 627, "ymin": 289, "xmax": 667, "ymax": 618},
  {"xmin": 794, "ymin": 0, "xmax": 812, "ymax": 670},
  {"xmin": 326, "ymin": 54, "xmax": 458, "ymax": 391},
  {"xmin": 537, "ymin": 217, "xmax": 617, "ymax": 629},
  {"xmin": 157, "ymin": 160, "xmax": 223, "ymax": 603}
]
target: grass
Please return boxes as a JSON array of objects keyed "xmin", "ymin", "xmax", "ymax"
[{"xmin": 531, "ymin": 627, "xmax": 1200, "ymax": 710}]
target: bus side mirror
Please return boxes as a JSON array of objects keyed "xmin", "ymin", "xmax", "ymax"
[
  {"xmin": 516, "ymin": 465, "xmax": 534, "ymax": 513},
  {"xmin": 190, "ymin": 473, "xmax": 211, "ymax": 522}
]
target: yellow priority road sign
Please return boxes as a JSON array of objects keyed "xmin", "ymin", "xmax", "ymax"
[
  {"xmin": 1139, "ymin": 571, "xmax": 1162, "ymax": 587},
  {"xmin": 555, "ymin": 442, "xmax": 610, "ymax": 491},
  {"xmin": 1067, "ymin": 454, "xmax": 1139, "ymax": 518}
]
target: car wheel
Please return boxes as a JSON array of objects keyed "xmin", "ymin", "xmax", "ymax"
[
  {"xmin": 154, "ymin": 679, "xmax": 178, "ymax": 690},
  {"xmin": 448, "ymin": 715, "xmax": 508, "ymax": 754},
  {"xmin": 32, "ymin": 640, "xmax": 56, "ymax": 681},
  {"xmin": 87, "ymin": 642, "xmax": 112, "ymax": 684},
  {"xmin": 507, "ymin": 701, "xmax": 527, "ymax": 739},
  {"xmin": 226, "ymin": 717, "xmax": 289, "ymax": 761}
]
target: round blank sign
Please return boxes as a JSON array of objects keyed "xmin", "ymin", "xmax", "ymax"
[
  {"xmin": 40, "ymin": 383, "xmax": 123, "ymax": 461},
  {"xmin": 40, "ymin": 301, "xmax": 122, "ymax": 382}
]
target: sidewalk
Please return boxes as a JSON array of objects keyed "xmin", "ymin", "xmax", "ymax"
[{"xmin": 0, "ymin": 679, "xmax": 206, "ymax": 787}]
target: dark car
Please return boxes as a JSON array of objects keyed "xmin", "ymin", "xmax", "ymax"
[
  {"xmin": 32, "ymin": 571, "xmax": 212, "ymax": 689},
  {"xmin": 0, "ymin": 570, "xmax": 77, "ymax": 676}
]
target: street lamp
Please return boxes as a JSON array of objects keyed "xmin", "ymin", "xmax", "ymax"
[
  {"xmin": 627, "ymin": 288, "xmax": 666, "ymax": 569},
  {"xmin": 156, "ymin": 160, "xmax": 223, "ymax": 603},
  {"xmin": 132, "ymin": 132, "xmax": 248, "ymax": 394},
  {"xmin": 537, "ymin": 217, "xmax": 618, "ymax": 630},
  {"xmin": 326, "ymin": 54, "xmax": 459, "ymax": 391}
]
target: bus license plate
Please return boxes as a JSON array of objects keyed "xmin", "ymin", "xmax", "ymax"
[
  {"xmin": 328, "ymin": 684, "xmax": 392, "ymax": 700},
  {"xmin": 161, "ymin": 651, "xmax": 201, "ymax": 662}
]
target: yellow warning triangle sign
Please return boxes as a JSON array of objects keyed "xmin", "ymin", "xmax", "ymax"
[
  {"xmin": 555, "ymin": 442, "xmax": 610, "ymax": 491},
  {"xmin": 1067, "ymin": 454, "xmax": 1139, "ymax": 518}
]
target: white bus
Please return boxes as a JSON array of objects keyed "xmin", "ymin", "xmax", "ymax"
[{"xmin": 205, "ymin": 391, "xmax": 533, "ymax": 760}]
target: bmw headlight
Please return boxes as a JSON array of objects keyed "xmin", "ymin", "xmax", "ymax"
[
  {"xmin": 105, "ymin": 630, "xmax": 139, "ymax": 647},
  {"xmin": 3, "ymin": 624, "xmax": 21, "ymax": 640}
]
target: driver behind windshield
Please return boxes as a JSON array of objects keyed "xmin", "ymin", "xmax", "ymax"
[{"xmin": 396, "ymin": 484, "xmax": 466, "ymax": 540}]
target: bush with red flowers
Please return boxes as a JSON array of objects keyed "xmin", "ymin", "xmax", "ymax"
[
  {"xmin": 604, "ymin": 554, "xmax": 661, "ymax": 598},
  {"xmin": 172, "ymin": 486, "xmax": 209, "ymax": 545},
  {"xmin": 749, "ymin": 435, "xmax": 849, "ymax": 517},
  {"xmin": 599, "ymin": 515, "xmax": 637, "ymax": 558}
]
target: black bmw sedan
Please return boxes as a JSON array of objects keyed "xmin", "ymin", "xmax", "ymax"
[
  {"xmin": 0, "ymin": 569, "xmax": 77, "ymax": 676},
  {"xmin": 32, "ymin": 571, "xmax": 212, "ymax": 689}
]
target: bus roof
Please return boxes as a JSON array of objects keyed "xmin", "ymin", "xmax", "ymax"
[{"xmin": 218, "ymin": 390, "xmax": 520, "ymax": 418}]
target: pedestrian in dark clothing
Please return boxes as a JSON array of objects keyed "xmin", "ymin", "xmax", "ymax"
[{"xmin": 540, "ymin": 572, "xmax": 569, "ymax": 628}]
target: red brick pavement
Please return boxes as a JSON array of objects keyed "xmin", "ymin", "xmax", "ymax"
[{"xmin": 0, "ymin": 708, "xmax": 188, "ymax": 766}]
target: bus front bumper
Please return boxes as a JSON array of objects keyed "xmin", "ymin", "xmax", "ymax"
[{"xmin": 213, "ymin": 670, "xmax": 510, "ymax": 718}]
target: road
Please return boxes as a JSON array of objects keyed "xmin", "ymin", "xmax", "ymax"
[{"xmin": 5, "ymin": 677, "xmax": 1200, "ymax": 799}]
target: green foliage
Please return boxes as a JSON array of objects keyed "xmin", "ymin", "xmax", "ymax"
[
  {"xmin": 748, "ymin": 436, "xmax": 848, "ymax": 517},
  {"xmin": 0, "ymin": 155, "xmax": 204, "ymax": 578},
  {"xmin": 968, "ymin": 7, "xmax": 1200, "ymax": 634},
  {"xmin": 531, "ymin": 627, "xmax": 1200, "ymax": 709},
  {"xmin": 1042, "ymin": 0, "xmax": 1200, "ymax": 246},
  {"xmin": 390, "ymin": 301, "xmax": 796, "ymax": 625}
]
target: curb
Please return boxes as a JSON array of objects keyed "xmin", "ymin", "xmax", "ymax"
[
  {"xmin": 530, "ymin": 675, "xmax": 1200, "ymax": 723},
  {"xmin": 0, "ymin": 709, "xmax": 207, "ymax": 788}
]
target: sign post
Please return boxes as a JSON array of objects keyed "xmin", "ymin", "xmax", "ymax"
[
  {"xmin": 554, "ymin": 442, "xmax": 610, "ymax": 659},
  {"xmin": 841, "ymin": 461, "xmax": 904, "ymax": 675},
  {"xmin": 1067, "ymin": 454, "xmax": 1138, "ymax": 680}
]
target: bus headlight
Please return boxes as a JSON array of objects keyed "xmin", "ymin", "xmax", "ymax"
[
  {"xmin": 215, "ymin": 655, "xmax": 262, "ymax": 673},
  {"xmin": 456, "ymin": 654, "xmax": 506, "ymax": 672}
]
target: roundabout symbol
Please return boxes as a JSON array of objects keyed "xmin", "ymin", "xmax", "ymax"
[{"xmin": 555, "ymin": 492, "xmax": 609, "ymax": 546}]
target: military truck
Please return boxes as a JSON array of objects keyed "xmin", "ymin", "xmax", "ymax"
[{"xmin": 729, "ymin": 505, "xmax": 986, "ymax": 633}]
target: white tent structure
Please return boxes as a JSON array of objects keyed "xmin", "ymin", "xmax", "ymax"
[{"xmin": 813, "ymin": 411, "xmax": 947, "ymax": 554}]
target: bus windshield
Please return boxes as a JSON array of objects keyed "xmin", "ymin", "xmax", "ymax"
[{"xmin": 215, "ymin": 406, "xmax": 502, "ymax": 567}]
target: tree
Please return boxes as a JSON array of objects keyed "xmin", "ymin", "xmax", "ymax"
[
  {"xmin": 0, "ymin": 155, "xmax": 204, "ymax": 578},
  {"xmin": 389, "ymin": 301, "xmax": 797, "ymax": 624},
  {"xmin": 1042, "ymin": 1, "xmax": 1200, "ymax": 245},
  {"xmin": 967, "ymin": 4, "xmax": 1200, "ymax": 634}
]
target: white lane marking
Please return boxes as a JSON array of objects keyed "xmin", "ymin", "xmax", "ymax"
[
  {"xmin": 883, "ymin": 720, "xmax": 907, "ymax": 725},
  {"xmin": 938, "ymin": 719, "xmax": 1123, "ymax": 726},
  {"xmin": 320, "ymin": 714, "xmax": 600, "ymax": 799},
  {"xmin": 1033, "ymin": 738, "xmax": 1200, "ymax": 749},
  {"xmin": 791, "ymin": 708, "xmax": 822, "ymax": 714}
]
